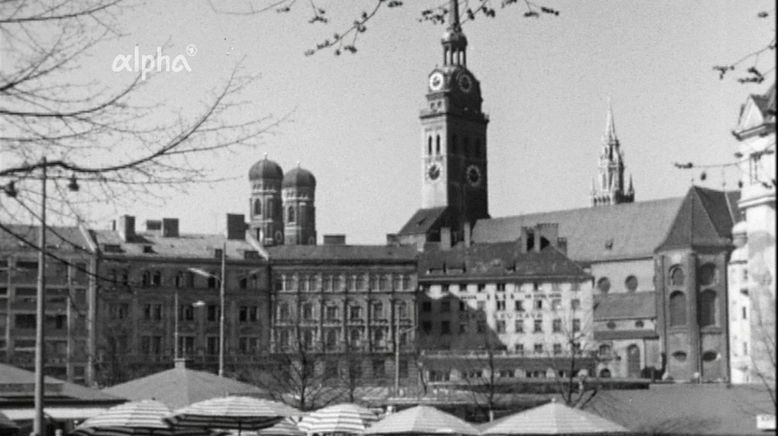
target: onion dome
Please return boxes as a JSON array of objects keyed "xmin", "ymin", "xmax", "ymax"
[
  {"xmin": 282, "ymin": 163, "xmax": 316, "ymax": 189},
  {"xmin": 249, "ymin": 153, "xmax": 283, "ymax": 181}
]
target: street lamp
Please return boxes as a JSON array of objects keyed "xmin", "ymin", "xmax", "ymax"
[
  {"xmin": 188, "ymin": 242, "xmax": 226, "ymax": 376},
  {"xmin": 1, "ymin": 158, "xmax": 79, "ymax": 436}
]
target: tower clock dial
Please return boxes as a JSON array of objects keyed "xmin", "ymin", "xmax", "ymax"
[
  {"xmin": 466, "ymin": 165, "xmax": 481, "ymax": 187},
  {"xmin": 458, "ymin": 73, "xmax": 473, "ymax": 93},
  {"xmin": 429, "ymin": 72, "xmax": 445, "ymax": 92},
  {"xmin": 427, "ymin": 163, "xmax": 441, "ymax": 181}
]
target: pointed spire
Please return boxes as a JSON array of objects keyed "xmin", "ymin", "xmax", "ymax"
[
  {"xmin": 604, "ymin": 97, "xmax": 618, "ymax": 144},
  {"xmin": 448, "ymin": 0, "xmax": 461, "ymax": 32},
  {"xmin": 441, "ymin": 0, "xmax": 467, "ymax": 66}
]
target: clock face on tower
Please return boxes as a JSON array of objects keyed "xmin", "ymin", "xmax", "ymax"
[
  {"xmin": 458, "ymin": 73, "xmax": 473, "ymax": 93},
  {"xmin": 427, "ymin": 163, "xmax": 441, "ymax": 181},
  {"xmin": 466, "ymin": 165, "xmax": 481, "ymax": 187},
  {"xmin": 429, "ymin": 72, "xmax": 444, "ymax": 92}
]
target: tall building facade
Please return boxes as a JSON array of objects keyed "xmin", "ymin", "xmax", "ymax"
[
  {"xmin": 398, "ymin": 0, "xmax": 489, "ymax": 247},
  {"xmin": 728, "ymin": 83, "xmax": 776, "ymax": 384},
  {"xmin": 0, "ymin": 226, "xmax": 97, "ymax": 385},
  {"xmin": 591, "ymin": 103, "xmax": 635, "ymax": 206}
]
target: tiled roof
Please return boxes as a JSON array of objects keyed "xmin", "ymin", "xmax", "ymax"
[
  {"xmin": 586, "ymin": 383, "xmax": 775, "ymax": 435},
  {"xmin": 397, "ymin": 207, "xmax": 451, "ymax": 235},
  {"xmin": 0, "ymin": 363, "xmax": 124, "ymax": 403},
  {"xmin": 419, "ymin": 242, "xmax": 588, "ymax": 280},
  {"xmin": 0, "ymin": 225, "xmax": 92, "ymax": 254},
  {"xmin": 266, "ymin": 244, "xmax": 417, "ymax": 263},
  {"xmin": 102, "ymin": 364, "xmax": 267, "ymax": 409},
  {"xmin": 92, "ymin": 230, "xmax": 260, "ymax": 260},
  {"xmin": 656, "ymin": 187, "xmax": 738, "ymax": 252},
  {"xmin": 472, "ymin": 197, "xmax": 684, "ymax": 263},
  {"xmin": 593, "ymin": 292, "xmax": 656, "ymax": 320}
]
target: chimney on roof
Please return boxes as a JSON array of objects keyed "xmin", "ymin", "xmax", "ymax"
[
  {"xmin": 519, "ymin": 227, "xmax": 529, "ymax": 253},
  {"xmin": 557, "ymin": 237, "xmax": 568, "ymax": 255},
  {"xmin": 118, "ymin": 215, "xmax": 135, "ymax": 242},
  {"xmin": 162, "ymin": 218, "xmax": 179, "ymax": 238},
  {"xmin": 463, "ymin": 222, "xmax": 472, "ymax": 248},
  {"xmin": 440, "ymin": 227, "xmax": 452, "ymax": 250},
  {"xmin": 146, "ymin": 219, "xmax": 162, "ymax": 233},
  {"xmin": 386, "ymin": 233, "xmax": 399, "ymax": 246},
  {"xmin": 323, "ymin": 234, "xmax": 346, "ymax": 245},
  {"xmin": 226, "ymin": 214, "xmax": 246, "ymax": 240}
]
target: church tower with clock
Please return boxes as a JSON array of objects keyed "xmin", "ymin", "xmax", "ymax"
[{"xmin": 398, "ymin": 0, "xmax": 489, "ymax": 246}]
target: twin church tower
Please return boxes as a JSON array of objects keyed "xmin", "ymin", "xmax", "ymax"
[{"xmin": 248, "ymin": 0, "xmax": 634, "ymax": 247}]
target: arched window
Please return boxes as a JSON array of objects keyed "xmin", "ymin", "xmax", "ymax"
[
  {"xmin": 287, "ymin": 206, "xmax": 295, "ymax": 223},
  {"xmin": 599, "ymin": 368, "xmax": 612, "ymax": 378},
  {"xmin": 435, "ymin": 135, "xmax": 441, "ymax": 155},
  {"xmin": 669, "ymin": 291, "xmax": 686, "ymax": 326},
  {"xmin": 428, "ymin": 136, "xmax": 432, "ymax": 155},
  {"xmin": 597, "ymin": 277, "xmax": 611, "ymax": 293},
  {"xmin": 253, "ymin": 199, "xmax": 262, "ymax": 216},
  {"xmin": 698, "ymin": 289, "xmax": 717, "ymax": 327},
  {"xmin": 475, "ymin": 139, "xmax": 482, "ymax": 158},
  {"xmin": 698, "ymin": 263, "xmax": 717, "ymax": 286},
  {"xmin": 598, "ymin": 344, "xmax": 612, "ymax": 356},
  {"xmin": 670, "ymin": 266, "xmax": 685, "ymax": 287}
]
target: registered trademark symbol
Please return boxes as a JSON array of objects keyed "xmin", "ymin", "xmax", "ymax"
[{"xmin": 186, "ymin": 44, "xmax": 197, "ymax": 57}]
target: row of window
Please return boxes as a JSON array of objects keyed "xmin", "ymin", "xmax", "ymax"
[
  {"xmin": 0, "ymin": 260, "xmax": 88, "ymax": 283},
  {"xmin": 279, "ymin": 273, "xmax": 413, "ymax": 292},
  {"xmin": 275, "ymin": 327, "xmax": 409, "ymax": 350},
  {"xmin": 421, "ymin": 298, "xmax": 581, "ymax": 313},
  {"xmin": 426, "ymin": 134, "xmax": 483, "ymax": 158},
  {"xmin": 106, "ymin": 268, "xmax": 262, "ymax": 290},
  {"xmin": 117, "ymin": 303, "xmax": 262, "ymax": 323},
  {"xmin": 668, "ymin": 289, "xmax": 718, "ymax": 327},
  {"xmin": 421, "ymin": 318, "xmax": 581, "ymax": 335},
  {"xmin": 251, "ymin": 199, "xmax": 307, "ymax": 224},
  {"xmin": 276, "ymin": 301, "xmax": 410, "ymax": 322},
  {"xmin": 425, "ymin": 282, "xmax": 580, "ymax": 294}
]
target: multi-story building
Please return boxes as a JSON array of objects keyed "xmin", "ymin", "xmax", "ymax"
[
  {"xmin": 90, "ymin": 214, "xmax": 271, "ymax": 385},
  {"xmin": 267, "ymin": 239, "xmax": 418, "ymax": 385},
  {"xmin": 0, "ymin": 225, "xmax": 96, "ymax": 384},
  {"xmin": 416, "ymin": 224, "xmax": 595, "ymax": 382},
  {"xmin": 729, "ymin": 83, "xmax": 776, "ymax": 384}
]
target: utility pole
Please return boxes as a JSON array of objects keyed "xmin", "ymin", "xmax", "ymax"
[
  {"xmin": 219, "ymin": 241, "xmax": 226, "ymax": 377},
  {"xmin": 174, "ymin": 289, "xmax": 179, "ymax": 360},
  {"xmin": 33, "ymin": 158, "xmax": 47, "ymax": 436}
]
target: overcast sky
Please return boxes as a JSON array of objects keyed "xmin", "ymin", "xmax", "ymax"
[{"xmin": 16, "ymin": 0, "xmax": 777, "ymax": 243}]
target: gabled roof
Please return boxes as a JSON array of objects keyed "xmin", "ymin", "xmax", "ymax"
[
  {"xmin": 0, "ymin": 363, "xmax": 124, "ymax": 404},
  {"xmin": 266, "ymin": 244, "xmax": 417, "ymax": 264},
  {"xmin": 655, "ymin": 187, "xmax": 738, "ymax": 252},
  {"xmin": 587, "ymin": 384, "xmax": 775, "ymax": 435},
  {"xmin": 92, "ymin": 230, "xmax": 261, "ymax": 260},
  {"xmin": 0, "ymin": 225, "xmax": 92, "ymax": 254},
  {"xmin": 102, "ymin": 363, "xmax": 267, "ymax": 410},
  {"xmin": 472, "ymin": 198, "xmax": 684, "ymax": 263},
  {"xmin": 593, "ymin": 292, "xmax": 656, "ymax": 320},
  {"xmin": 419, "ymin": 242, "xmax": 588, "ymax": 280},
  {"xmin": 397, "ymin": 207, "xmax": 451, "ymax": 236}
]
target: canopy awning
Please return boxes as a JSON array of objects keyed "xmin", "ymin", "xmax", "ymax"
[{"xmin": 1, "ymin": 407, "xmax": 111, "ymax": 421}]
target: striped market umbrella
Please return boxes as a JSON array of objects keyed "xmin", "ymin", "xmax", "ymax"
[
  {"xmin": 71, "ymin": 400, "xmax": 217, "ymax": 436},
  {"xmin": 365, "ymin": 405, "xmax": 479, "ymax": 435},
  {"xmin": 165, "ymin": 396, "xmax": 297, "ymax": 435},
  {"xmin": 224, "ymin": 418, "xmax": 304, "ymax": 436},
  {"xmin": 481, "ymin": 399, "xmax": 630, "ymax": 435},
  {"xmin": 298, "ymin": 404, "xmax": 377, "ymax": 435}
]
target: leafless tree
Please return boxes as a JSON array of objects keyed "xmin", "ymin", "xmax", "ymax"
[
  {"xmin": 241, "ymin": 318, "xmax": 340, "ymax": 411},
  {"xmin": 207, "ymin": 0, "xmax": 559, "ymax": 57},
  {"xmin": 0, "ymin": 0, "xmax": 281, "ymax": 231},
  {"xmin": 544, "ymin": 307, "xmax": 601, "ymax": 408}
]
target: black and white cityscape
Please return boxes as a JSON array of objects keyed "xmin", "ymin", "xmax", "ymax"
[{"xmin": 0, "ymin": 1, "xmax": 775, "ymax": 436}]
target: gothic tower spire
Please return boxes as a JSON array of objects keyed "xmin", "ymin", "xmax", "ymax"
[
  {"xmin": 442, "ymin": 0, "xmax": 467, "ymax": 66},
  {"xmin": 592, "ymin": 99, "xmax": 635, "ymax": 206}
]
